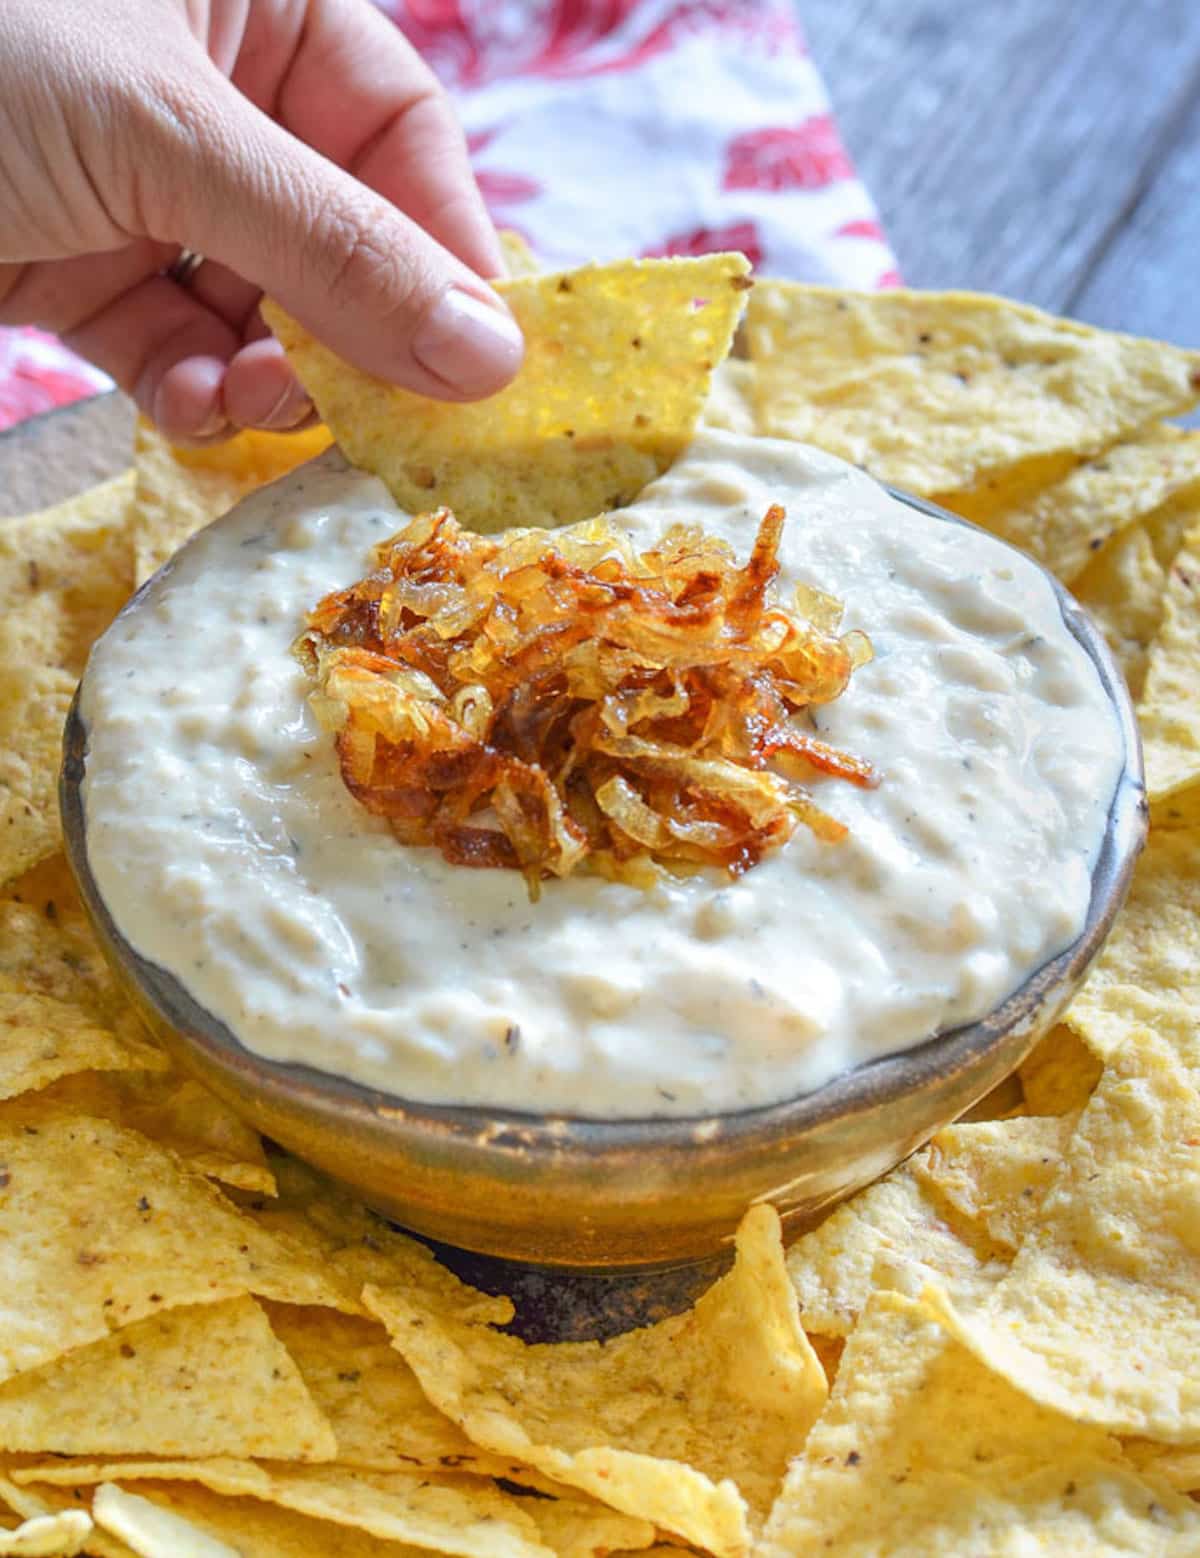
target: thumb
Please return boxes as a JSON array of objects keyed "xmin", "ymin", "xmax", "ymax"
[{"xmin": 141, "ymin": 72, "xmax": 523, "ymax": 401}]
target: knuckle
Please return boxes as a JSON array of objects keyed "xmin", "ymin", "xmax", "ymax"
[{"xmin": 117, "ymin": 70, "xmax": 225, "ymax": 239}]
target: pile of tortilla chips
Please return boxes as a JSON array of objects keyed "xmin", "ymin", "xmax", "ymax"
[{"xmin": 1, "ymin": 249, "xmax": 1199, "ymax": 1554}]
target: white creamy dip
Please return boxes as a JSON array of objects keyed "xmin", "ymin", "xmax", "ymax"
[{"xmin": 80, "ymin": 431, "xmax": 1125, "ymax": 1118}]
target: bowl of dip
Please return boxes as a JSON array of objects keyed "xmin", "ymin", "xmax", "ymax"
[{"xmin": 61, "ymin": 431, "xmax": 1145, "ymax": 1267}]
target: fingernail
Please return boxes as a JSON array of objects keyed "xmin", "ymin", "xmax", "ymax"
[
  {"xmin": 411, "ymin": 286, "xmax": 524, "ymax": 396},
  {"xmin": 256, "ymin": 379, "xmax": 313, "ymax": 432},
  {"xmin": 191, "ymin": 405, "xmax": 230, "ymax": 438},
  {"xmin": 152, "ymin": 388, "xmax": 227, "ymax": 443}
]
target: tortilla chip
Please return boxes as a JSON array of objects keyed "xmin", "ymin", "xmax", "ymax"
[
  {"xmin": 928, "ymin": 1026, "xmax": 1200, "ymax": 1440},
  {"xmin": 701, "ymin": 359, "xmax": 757, "ymax": 435},
  {"xmin": 262, "ymin": 255, "xmax": 751, "ymax": 534},
  {"xmin": 745, "ymin": 283, "xmax": 1200, "ymax": 501},
  {"xmin": 0, "ymin": 1297, "xmax": 332, "ymax": 1461},
  {"xmin": 1074, "ymin": 521, "xmax": 1167, "ymax": 696},
  {"xmin": 0, "ymin": 477, "xmax": 137, "ymax": 885},
  {"xmin": 0, "ymin": 1505, "xmax": 90, "ymax": 1558},
  {"xmin": 0, "ymin": 475, "xmax": 136, "ymax": 672},
  {"xmin": 260, "ymin": 1303, "xmax": 528, "ymax": 1477},
  {"xmin": 240, "ymin": 1152, "xmax": 512, "ymax": 1323},
  {"xmin": 1017, "ymin": 1022, "xmax": 1104, "ymax": 1114},
  {"xmin": 0, "ymin": 1486, "xmax": 123, "ymax": 1558},
  {"xmin": 965, "ymin": 425, "xmax": 1200, "ymax": 583},
  {"xmin": 92, "ymin": 1483, "xmax": 237, "ymax": 1558},
  {"xmin": 1073, "ymin": 476, "xmax": 1200, "ymax": 697},
  {"xmin": 910, "ymin": 1115, "xmax": 1076, "ymax": 1252},
  {"xmin": 0, "ymin": 668, "xmax": 76, "ymax": 892},
  {"xmin": 1065, "ymin": 825, "xmax": 1200, "ymax": 1066},
  {"xmin": 110, "ymin": 1075, "xmax": 273, "ymax": 1196},
  {"xmin": 498, "ymin": 231, "xmax": 542, "ymax": 278},
  {"xmin": 85, "ymin": 1478, "xmax": 456, "ymax": 1558},
  {"xmin": 521, "ymin": 1497, "xmax": 655, "ymax": 1558},
  {"xmin": 365, "ymin": 1206, "xmax": 824, "ymax": 1555},
  {"xmin": 0, "ymin": 1107, "xmax": 349, "ymax": 1383},
  {"xmin": 16, "ymin": 1069, "xmax": 274, "ymax": 1197},
  {"xmin": 0, "ymin": 856, "xmax": 115, "ymax": 1019},
  {"xmin": 785, "ymin": 1167, "xmax": 1007, "ymax": 1337},
  {"xmin": 0, "ymin": 1483, "xmax": 115, "ymax": 1558},
  {"xmin": 130, "ymin": 423, "xmax": 332, "ymax": 585},
  {"xmin": 17, "ymin": 1464, "xmax": 553, "ymax": 1558},
  {"xmin": 1136, "ymin": 519, "xmax": 1200, "ymax": 799},
  {"xmin": 757, "ymin": 1290, "xmax": 1200, "ymax": 1558},
  {"xmin": 1123, "ymin": 1440, "xmax": 1200, "ymax": 1494},
  {"xmin": 1152, "ymin": 782, "xmax": 1200, "ymax": 832},
  {"xmin": 0, "ymin": 993, "xmax": 164, "ymax": 1103}
]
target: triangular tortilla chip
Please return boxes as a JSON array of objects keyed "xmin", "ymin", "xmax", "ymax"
[
  {"xmin": 758, "ymin": 1290, "xmax": 1200, "ymax": 1558},
  {"xmin": 0, "ymin": 1298, "xmax": 333, "ymax": 1462},
  {"xmin": 928, "ymin": 1026, "xmax": 1200, "ymax": 1440},
  {"xmin": 0, "ymin": 475, "xmax": 135, "ymax": 672},
  {"xmin": 701, "ymin": 358, "xmax": 757, "ymax": 435},
  {"xmin": 14, "ymin": 1464, "xmax": 553, "ymax": 1558},
  {"xmin": 1065, "ymin": 825, "xmax": 1200, "ymax": 1066},
  {"xmin": 0, "ymin": 667, "xmax": 80, "ymax": 892},
  {"xmin": 1074, "ymin": 521, "xmax": 1168, "ymax": 696},
  {"xmin": 21, "ymin": 1070, "xmax": 274, "ymax": 1197},
  {"xmin": 0, "ymin": 477, "xmax": 136, "ymax": 885},
  {"xmin": 520, "ymin": 1496, "xmax": 655, "ymax": 1558},
  {"xmin": 1073, "ymin": 477, "xmax": 1200, "ymax": 696},
  {"xmin": 85, "ymin": 1478, "xmax": 431, "ymax": 1558},
  {"xmin": 745, "ymin": 283, "xmax": 1200, "ymax": 499},
  {"xmin": 365, "ymin": 1206, "xmax": 825, "ymax": 1556},
  {"xmin": 785, "ymin": 1168, "xmax": 1007, "ymax": 1337},
  {"xmin": 1137, "ymin": 518, "xmax": 1200, "ymax": 799},
  {"xmin": 260, "ymin": 1304, "xmax": 528, "ymax": 1478},
  {"xmin": 88, "ymin": 1478, "xmax": 420, "ymax": 1558},
  {"xmin": 0, "ymin": 992, "xmax": 165, "ymax": 1103},
  {"xmin": 0, "ymin": 855, "xmax": 118, "ymax": 1022},
  {"xmin": 239, "ymin": 1152, "xmax": 512, "ymax": 1324},
  {"xmin": 131, "ymin": 423, "xmax": 332, "ymax": 585},
  {"xmin": 498, "ymin": 231, "xmax": 542, "ymax": 279},
  {"xmin": 910, "ymin": 1115, "xmax": 1076, "ymax": 1252},
  {"xmin": 0, "ymin": 1107, "xmax": 348, "ymax": 1382},
  {"xmin": 957, "ymin": 425, "xmax": 1200, "ymax": 582},
  {"xmin": 263, "ymin": 255, "xmax": 751, "ymax": 533}
]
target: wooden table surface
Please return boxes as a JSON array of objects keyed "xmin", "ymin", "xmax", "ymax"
[{"xmin": 803, "ymin": 0, "xmax": 1200, "ymax": 346}]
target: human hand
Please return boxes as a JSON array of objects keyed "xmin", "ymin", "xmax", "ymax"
[{"xmin": 0, "ymin": 0, "xmax": 523, "ymax": 443}]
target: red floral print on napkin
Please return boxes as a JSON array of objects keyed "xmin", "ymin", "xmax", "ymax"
[
  {"xmin": 392, "ymin": 0, "xmax": 796, "ymax": 88},
  {"xmin": 723, "ymin": 116, "xmax": 853, "ymax": 193},
  {"xmin": 643, "ymin": 221, "xmax": 764, "ymax": 269}
]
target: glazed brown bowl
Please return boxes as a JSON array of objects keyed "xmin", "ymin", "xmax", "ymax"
[{"xmin": 60, "ymin": 490, "xmax": 1147, "ymax": 1270}]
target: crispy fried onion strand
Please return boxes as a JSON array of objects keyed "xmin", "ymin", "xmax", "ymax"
[{"xmin": 295, "ymin": 505, "xmax": 877, "ymax": 892}]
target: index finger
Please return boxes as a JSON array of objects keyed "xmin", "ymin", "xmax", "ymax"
[{"xmin": 232, "ymin": 0, "xmax": 503, "ymax": 280}]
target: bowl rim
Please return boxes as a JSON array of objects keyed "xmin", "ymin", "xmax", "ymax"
[{"xmin": 60, "ymin": 485, "xmax": 1148, "ymax": 1156}]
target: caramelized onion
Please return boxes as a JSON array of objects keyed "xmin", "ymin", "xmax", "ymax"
[{"xmin": 295, "ymin": 505, "xmax": 878, "ymax": 890}]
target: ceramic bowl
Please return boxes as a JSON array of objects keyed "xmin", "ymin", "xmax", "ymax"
[{"xmin": 59, "ymin": 490, "xmax": 1147, "ymax": 1270}]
